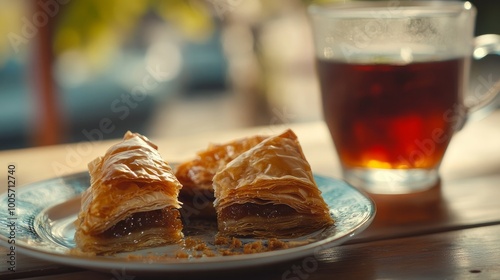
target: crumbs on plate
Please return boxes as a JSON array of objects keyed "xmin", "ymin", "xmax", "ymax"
[{"xmin": 121, "ymin": 236, "xmax": 303, "ymax": 261}]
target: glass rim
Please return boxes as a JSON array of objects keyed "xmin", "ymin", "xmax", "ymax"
[{"xmin": 308, "ymin": 1, "xmax": 476, "ymax": 18}]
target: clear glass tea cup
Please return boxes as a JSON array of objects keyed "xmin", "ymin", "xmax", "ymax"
[{"xmin": 308, "ymin": 1, "xmax": 500, "ymax": 194}]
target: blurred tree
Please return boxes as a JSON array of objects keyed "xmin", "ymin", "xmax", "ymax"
[{"xmin": 53, "ymin": 0, "xmax": 214, "ymax": 71}]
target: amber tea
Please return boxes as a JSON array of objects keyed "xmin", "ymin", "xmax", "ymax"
[{"xmin": 318, "ymin": 58, "xmax": 465, "ymax": 170}]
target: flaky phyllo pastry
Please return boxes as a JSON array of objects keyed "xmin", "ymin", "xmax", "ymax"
[
  {"xmin": 213, "ymin": 129, "xmax": 334, "ymax": 238},
  {"xmin": 175, "ymin": 135, "xmax": 267, "ymax": 218},
  {"xmin": 74, "ymin": 131, "xmax": 183, "ymax": 255}
]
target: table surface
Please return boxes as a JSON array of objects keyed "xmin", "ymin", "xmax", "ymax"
[{"xmin": 1, "ymin": 110, "xmax": 500, "ymax": 280}]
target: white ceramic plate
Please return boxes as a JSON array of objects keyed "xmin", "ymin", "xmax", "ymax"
[{"xmin": 0, "ymin": 172, "xmax": 375, "ymax": 274}]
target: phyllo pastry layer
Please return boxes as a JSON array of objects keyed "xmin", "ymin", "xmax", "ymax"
[
  {"xmin": 74, "ymin": 131, "xmax": 183, "ymax": 255},
  {"xmin": 213, "ymin": 129, "xmax": 334, "ymax": 238},
  {"xmin": 175, "ymin": 135, "xmax": 267, "ymax": 218}
]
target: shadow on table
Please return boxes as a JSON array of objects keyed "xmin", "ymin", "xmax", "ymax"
[{"xmin": 350, "ymin": 180, "xmax": 456, "ymax": 243}]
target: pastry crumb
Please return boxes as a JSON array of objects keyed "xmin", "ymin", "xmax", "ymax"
[
  {"xmin": 184, "ymin": 237, "xmax": 202, "ymax": 248},
  {"xmin": 267, "ymin": 238, "xmax": 289, "ymax": 250},
  {"xmin": 193, "ymin": 242, "xmax": 208, "ymax": 251},
  {"xmin": 175, "ymin": 250, "xmax": 190, "ymax": 259},
  {"xmin": 243, "ymin": 240, "xmax": 265, "ymax": 254},
  {"xmin": 230, "ymin": 237, "xmax": 242, "ymax": 249},
  {"xmin": 203, "ymin": 248, "xmax": 216, "ymax": 257},
  {"xmin": 218, "ymin": 248, "xmax": 241, "ymax": 256},
  {"xmin": 214, "ymin": 235, "xmax": 230, "ymax": 245}
]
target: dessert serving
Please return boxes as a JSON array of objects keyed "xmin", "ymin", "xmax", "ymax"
[
  {"xmin": 213, "ymin": 129, "xmax": 334, "ymax": 238},
  {"xmin": 73, "ymin": 131, "xmax": 183, "ymax": 255},
  {"xmin": 73, "ymin": 129, "xmax": 335, "ymax": 256}
]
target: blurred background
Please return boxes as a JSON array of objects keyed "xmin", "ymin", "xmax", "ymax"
[{"xmin": 0, "ymin": 0, "xmax": 498, "ymax": 150}]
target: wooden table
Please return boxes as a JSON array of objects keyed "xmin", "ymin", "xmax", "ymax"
[{"xmin": 1, "ymin": 110, "xmax": 500, "ymax": 279}]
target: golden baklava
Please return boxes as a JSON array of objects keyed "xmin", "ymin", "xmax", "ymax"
[
  {"xmin": 213, "ymin": 129, "xmax": 334, "ymax": 238},
  {"xmin": 74, "ymin": 131, "xmax": 183, "ymax": 255},
  {"xmin": 175, "ymin": 135, "xmax": 267, "ymax": 218}
]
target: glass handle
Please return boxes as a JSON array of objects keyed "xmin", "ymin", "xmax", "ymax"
[{"xmin": 465, "ymin": 34, "xmax": 500, "ymax": 121}]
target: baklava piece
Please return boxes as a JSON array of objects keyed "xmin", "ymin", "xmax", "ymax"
[
  {"xmin": 175, "ymin": 135, "xmax": 267, "ymax": 218},
  {"xmin": 213, "ymin": 129, "xmax": 334, "ymax": 238},
  {"xmin": 74, "ymin": 131, "xmax": 183, "ymax": 255}
]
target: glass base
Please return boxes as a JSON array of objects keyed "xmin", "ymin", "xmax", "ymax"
[{"xmin": 343, "ymin": 168, "xmax": 440, "ymax": 194}]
